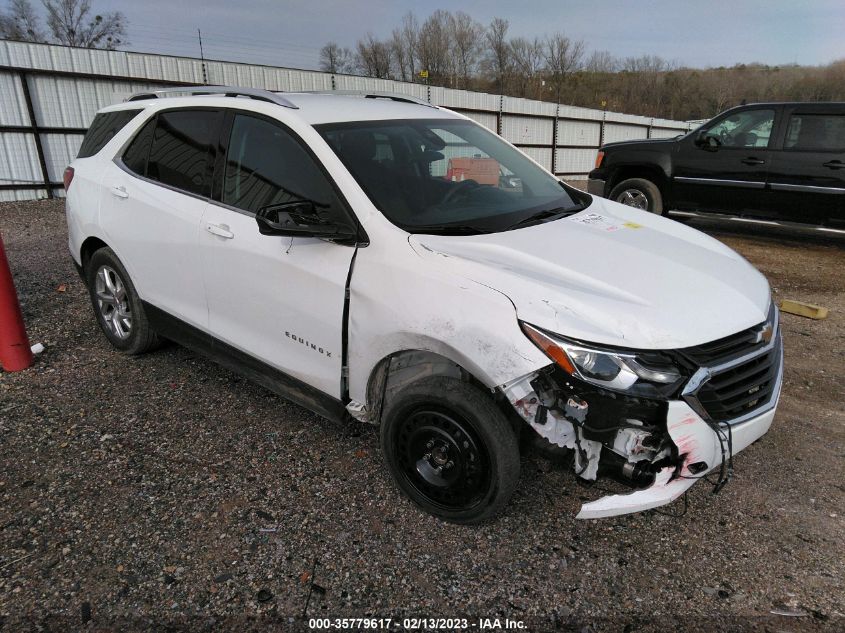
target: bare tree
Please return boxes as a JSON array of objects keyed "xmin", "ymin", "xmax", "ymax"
[
  {"xmin": 319, "ymin": 42, "xmax": 354, "ymax": 74},
  {"xmin": 484, "ymin": 17, "xmax": 511, "ymax": 94},
  {"xmin": 584, "ymin": 50, "xmax": 618, "ymax": 73},
  {"xmin": 416, "ymin": 10, "xmax": 452, "ymax": 85},
  {"xmin": 42, "ymin": 0, "xmax": 127, "ymax": 49},
  {"xmin": 0, "ymin": 0, "xmax": 46, "ymax": 41},
  {"xmin": 510, "ymin": 36, "xmax": 544, "ymax": 98},
  {"xmin": 449, "ymin": 11, "xmax": 482, "ymax": 89},
  {"xmin": 390, "ymin": 28, "xmax": 411, "ymax": 81},
  {"xmin": 355, "ymin": 33, "xmax": 392, "ymax": 79},
  {"xmin": 314, "ymin": 12, "xmax": 845, "ymax": 120},
  {"xmin": 400, "ymin": 12, "xmax": 420, "ymax": 80},
  {"xmin": 544, "ymin": 33, "xmax": 584, "ymax": 97}
]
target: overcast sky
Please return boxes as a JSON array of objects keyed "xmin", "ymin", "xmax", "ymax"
[{"xmin": 67, "ymin": 0, "xmax": 845, "ymax": 70}]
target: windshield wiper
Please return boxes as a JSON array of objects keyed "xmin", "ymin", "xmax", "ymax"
[
  {"xmin": 410, "ymin": 223, "xmax": 488, "ymax": 235},
  {"xmin": 505, "ymin": 206, "xmax": 584, "ymax": 231}
]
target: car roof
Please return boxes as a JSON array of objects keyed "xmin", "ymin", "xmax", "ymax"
[
  {"xmin": 728, "ymin": 101, "xmax": 845, "ymax": 109},
  {"xmin": 282, "ymin": 92, "xmax": 459, "ymax": 124},
  {"xmin": 100, "ymin": 89, "xmax": 462, "ymax": 125}
]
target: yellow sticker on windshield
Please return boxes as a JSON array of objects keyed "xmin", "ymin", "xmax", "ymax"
[{"xmin": 623, "ymin": 222, "xmax": 643, "ymax": 229}]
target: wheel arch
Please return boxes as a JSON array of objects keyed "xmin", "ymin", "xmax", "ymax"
[
  {"xmin": 79, "ymin": 236, "xmax": 110, "ymax": 271},
  {"xmin": 362, "ymin": 348, "xmax": 526, "ymax": 435},
  {"xmin": 607, "ymin": 164, "xmax": 670, "ymax": 202}
]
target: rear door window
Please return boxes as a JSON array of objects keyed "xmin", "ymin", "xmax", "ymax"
[
  {"xmin": 78, "ymin": 109, "xmax": 142, "ymax": 158},
  {"xmin": 147, "ymin": 109, "xmax": 221, "ymax": 197},
  {"xmin": 784, "ymin": 113, "xmax": 845, "ymax": 152},
  {"xmin": 121, "ymin": 118, "xmax": 156, "ymax": 176}
]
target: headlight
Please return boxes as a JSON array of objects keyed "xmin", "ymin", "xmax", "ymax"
[{"xmin": 521, "ymin": 322, "xmax": 683, "ymax": 397}]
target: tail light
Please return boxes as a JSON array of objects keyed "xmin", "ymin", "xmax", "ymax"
[
  {"xmin": 63, "ymin": 166, "xmax": 75, "ymax": 191},
  {"xmin": 594, "ymin": 151, "xmax": 605, "ymax": 169}
]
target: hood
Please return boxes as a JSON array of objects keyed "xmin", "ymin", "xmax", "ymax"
[
  {"xmin": 602, "ymin": 136, "xmax": 680, "ymax": 151},
  {"xmin": 409, "ymin": 197, "xmax": 770, "ymax": 350}
]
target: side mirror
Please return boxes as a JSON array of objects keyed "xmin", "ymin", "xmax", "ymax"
[{"xmin": 255, "ymin": 201, "xmax": 357, "ymax": 242}]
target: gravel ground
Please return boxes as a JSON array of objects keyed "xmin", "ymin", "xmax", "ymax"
[{"xmin": 1, "ymin": 200, "xmax": 843, "ymax": 632}]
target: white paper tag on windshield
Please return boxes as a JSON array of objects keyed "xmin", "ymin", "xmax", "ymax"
[{"xmin": 569, "ymin": 212, "xmax": 621, "ymax": 232}]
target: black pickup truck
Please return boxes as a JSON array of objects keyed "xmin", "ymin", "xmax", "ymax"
[{"xmin": 588, "ymin": 102, "xmax": 845, "ymax": 226}]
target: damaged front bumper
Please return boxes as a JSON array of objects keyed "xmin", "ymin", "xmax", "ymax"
[
  {"xmin": 575, "ymin": 400, "xmax": 777, "ymax": 518},
  {"xmin": 501, "ymin": 329, "xmax": 783, "ymax": 519}
]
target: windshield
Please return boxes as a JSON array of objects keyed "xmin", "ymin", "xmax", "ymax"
[{"xmin": 316, "ymin": 118, "xmax": 588, "ymax": 234}]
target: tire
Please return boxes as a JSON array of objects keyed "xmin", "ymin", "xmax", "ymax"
[
  {"xmin": 380, "ymin": 376, "xmax": 521, "ymax": 524},
  {"xmin": 85, "ymin": 247, "xmax": 160, "ymax": 355},
  {"xmin": 609, "ymin": 177, "xmax": 664, "ymax": 215}
]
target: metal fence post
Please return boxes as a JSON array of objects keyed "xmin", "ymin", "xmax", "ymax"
[
  {"xmin": 497, "ymin": 95, "xmax": 503, "ymax": 136},
  {"xmin": 19, "ymin": 72, "xmax": 53, "ymax": 199},
  {"xmin": 552, "ymin": 103, "xmax": 559, "ymax": 175},
  {"xmin": 599, "ymin": 110, "xmax": 606, "ymax": 147}
]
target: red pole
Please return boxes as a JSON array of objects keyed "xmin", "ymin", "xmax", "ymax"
[{"xmin": 0, "ymin": 232, "xmax": 33, "ymax": 372}]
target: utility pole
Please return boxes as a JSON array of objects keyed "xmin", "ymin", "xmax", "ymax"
[{"xmin": 198, "ymin": 29, "xmax": 208, "ymax": 85}]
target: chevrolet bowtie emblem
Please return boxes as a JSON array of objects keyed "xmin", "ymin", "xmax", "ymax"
[{"xmin": 756, "ymin": 324, "xmax": 774, "ymax": 344}]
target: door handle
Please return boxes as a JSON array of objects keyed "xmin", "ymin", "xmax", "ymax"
[
  {"xmin": 741, "ymin": 157, "xmax": 765, "ymax": 165},
  {"xmin": 823, "ymin": 160, "xmax": 845, "ymax": 170},
  {"xmin": 110, "ymin": 185, "xmax": 129, "ymax": 198},
  {"xmin": 205, "ymin": 222, "xmax": 234, "ymax": 239}
]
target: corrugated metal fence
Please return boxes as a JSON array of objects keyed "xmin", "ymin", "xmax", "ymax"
[{"xmin": 0, "ymin": 40, "xmax": 696, "ymax": 201}]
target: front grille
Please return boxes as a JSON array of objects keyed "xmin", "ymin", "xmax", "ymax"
[
  {"xmin": 680, "ymin": 305, "xmax": 782, "ymax": 423},
  {"xmin": 693, "ymin": 339, "xmax": 781, "ymax": 421},
  {"xmin": 681, "ymin": 325, "xmax": 765, "ymax": 365}
]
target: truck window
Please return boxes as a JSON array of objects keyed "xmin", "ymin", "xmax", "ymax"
[
  {"xmin": 784, "ymin": 113, "xmax": 845, "ymax": 152},
  {"xmin": 705, "ymin": 109, "xmax": 775, "ymax": 148}
]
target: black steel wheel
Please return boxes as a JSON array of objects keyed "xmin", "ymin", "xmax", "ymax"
[
  {"xmin": 380, "ymin": 376, "xmax": 520, "ymax": 524},
  {"xmin": 396, "ymin": 407, "xmax": 491, "ymax": 510}
]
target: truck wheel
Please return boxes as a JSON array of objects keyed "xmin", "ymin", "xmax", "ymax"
[
  {"xmin": 610, "ymin": 178, "xmax": 664, "ymax": 215},
  {"xmin": 380, "ymin": 376, "xmax": 521, "ymax": 524},
  {"xmin": 85, "ymin": 247, "xmax": 160, "ymax": 355}
]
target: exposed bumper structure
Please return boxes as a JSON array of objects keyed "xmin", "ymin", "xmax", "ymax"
[
  {"xmin": 576, "ymin": 400, "xmax": 777, "ymax": 519},
  {"xmin": 502, "ymin": 317, "xmax": 784, "ymax": 519}
]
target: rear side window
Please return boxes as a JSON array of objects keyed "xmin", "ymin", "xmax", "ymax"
[
  {"xmin": 78, "ymin": 109, "xmax": 142, "ymax": 158},
  {"xmin": 147, "ymin": 110, "xmax": 221, "ymax": 196},
  {"xmin": 121, "ymin": 118, "xmax": 155, "ymax": 176},
  {"xmin": 784, "ymin": 113, "xmax": 845, "ymax": 152}
]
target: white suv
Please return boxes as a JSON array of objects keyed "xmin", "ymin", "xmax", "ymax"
[{"xmin": 65, "ymin": 86, "xmax": 783, "ymax": 522}]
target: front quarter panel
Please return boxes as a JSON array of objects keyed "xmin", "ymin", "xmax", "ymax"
[
  {"xmin": 347, "ymin": 236, "xmax": 550, "ymax": 405},
  {"xmin": 592, "ymin": 140, "xmax": 677, "ymax": 190}
]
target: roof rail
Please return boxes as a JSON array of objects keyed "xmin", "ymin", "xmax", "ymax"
[
  {"xmin": 126, "ymin": 86, "xmax": 299, "ymax": 109},
  {"xmin": 305, "ymin": 90, "xmax": 437, "ymax": 108}
]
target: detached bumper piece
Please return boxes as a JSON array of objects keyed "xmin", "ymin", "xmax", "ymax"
[{"xmin": 502, "ymin": 308, "xmax": 784, "ymax": 519}]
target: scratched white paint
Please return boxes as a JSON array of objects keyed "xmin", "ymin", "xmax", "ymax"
[{"xmin": 409, "ymin": 196, "xmax": 771, "ymax": 350}]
